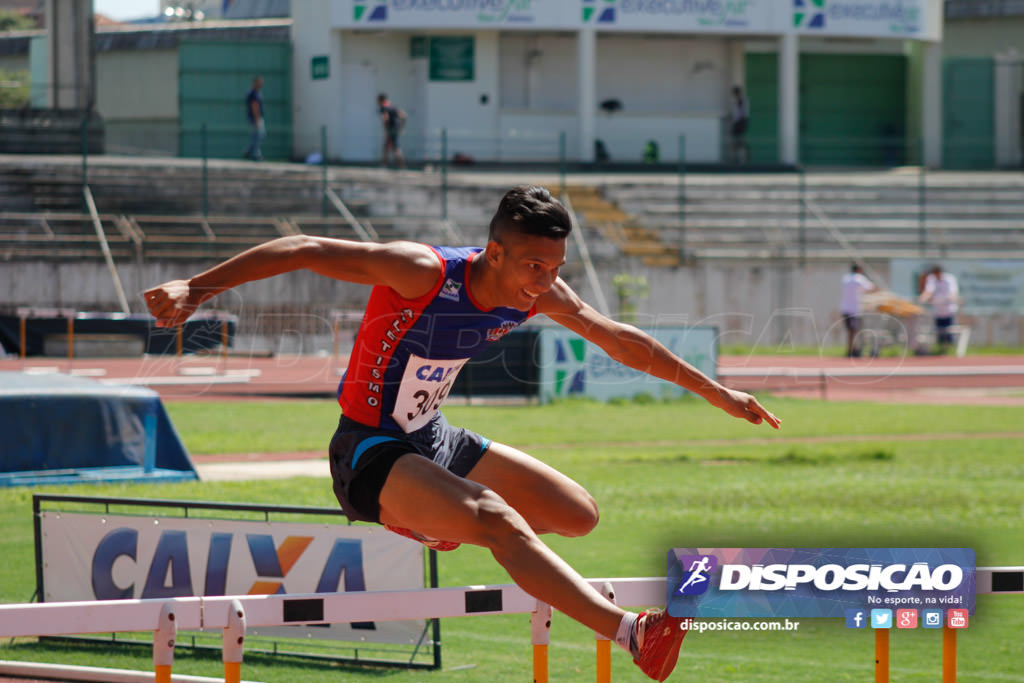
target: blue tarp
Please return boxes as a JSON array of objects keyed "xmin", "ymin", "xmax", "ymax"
[{"xmin": 0, "ymin": 372, "xmax": 198, "ymax": 486}]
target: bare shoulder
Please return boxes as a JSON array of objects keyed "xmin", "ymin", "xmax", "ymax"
[
  {"xmin": 377, "ymin": 240, "xmax": 438, "ymax": 266},
  {"xmin": 365, "ymin": 240, "xmax": 441, "ymax": 297},
  {"xmin": 535, "ymin": 278, "xmax": 584, "ymax": 316},
  {"xmin": 535, "ymin": 278, "xmax": 621, "ymax": 341},
  {"xmin": 306, "ymin": 238, "xmax": 441, "ymax": 298}
]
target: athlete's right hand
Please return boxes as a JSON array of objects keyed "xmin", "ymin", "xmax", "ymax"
[{"xmin": 144, "ymin": 279, "xmax": 199, "ymax": 328}]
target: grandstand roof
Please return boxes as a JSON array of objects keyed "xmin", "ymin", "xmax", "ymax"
[
  {"xmin": 946, "ymin": 0, "xmax": 1024, "ymax": 18},
  {"xmin": 0, "ymin": 18, "xmax": 290, "ymax": 57}
]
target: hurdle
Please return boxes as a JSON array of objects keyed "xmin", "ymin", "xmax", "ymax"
[
  {"xmin": 0, "ymin": 577, "xmax": 664, "ymax": 683},
  {"xmin": 872, "ymin": 566, "xmax": 1024, "ymax": 683},
  {"xmin": 0, "ymin": 569, "xmax": 1019, "ymax": 682}
]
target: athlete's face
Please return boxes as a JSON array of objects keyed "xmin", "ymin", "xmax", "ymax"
[{"xmin": 487, "ymin": 233, "xmax": 566, "ymax": 311}]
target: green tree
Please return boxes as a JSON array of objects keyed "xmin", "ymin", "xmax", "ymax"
[
  {"xmin": 612, "ymin": 273, "xmax": 649, "ymax": 325},
  {"xmin": 0, "ymin": 10, "xmax": 37, "ymax": 32},
  {"xmin": 0, "ymin": 69, "xmax": 30, "ymax": 108}
]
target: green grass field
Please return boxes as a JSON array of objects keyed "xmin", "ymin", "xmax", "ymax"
[{"xmin": 1, "ymin": 397, "xmax": 1022, "ymax": 682}]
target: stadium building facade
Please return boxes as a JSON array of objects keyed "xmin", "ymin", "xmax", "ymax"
[{"xmin": 292, "ymin": 0, "xmax": 946, "ymax": 167}]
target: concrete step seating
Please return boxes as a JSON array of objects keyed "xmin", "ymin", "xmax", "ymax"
[
  {"xmin": 0, "ymin": 161, "xmax": 366, "ymax": 217},
  {"xmin": 602, "ymin": 175, "xmax": 1024, "ymax": 261},
  {"xmin": 0, "ymin": 160, "xmax": 425, "ymax": 260},
  {"xmin": 565, "ymin": 185, "xmax": 681, "ymax": 267},
  {"xmin": 0, "ymin": 211, "xmax": 136, "ymax": 261},
  {"xmin": 5, "ymin": 160, "xmax": 1023, "ymax": 264}
]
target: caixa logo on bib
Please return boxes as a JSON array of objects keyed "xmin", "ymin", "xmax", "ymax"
[
  {"xmin": 91, "ymin": 528, "xmax": 369, "ymax": 603},
  {"xmin": 667, "ymin": 548, "xmax": 976, "ymax": 619}
]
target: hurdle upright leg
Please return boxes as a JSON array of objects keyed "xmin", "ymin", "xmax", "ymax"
[
  {"xmin": 595, "ymin": 581, "xmax": 616, "ymax": 683},
  {"xmin": 66, "ymin": 314, "xmax": 75, "ymax": 366},
  {"xmin": 153, "ymin": 602, "xmax": 176, "ymax": 683},
  {"xmin": 531, "ymin": 600, "xmax": 552, "ymax": 683},
  {"xmin": 942, "ymin": 625, "xmax": 957, "ymax": 682},
  {"xmin": 18, "ymin": 314, "xmax": 26, "ymax": 362},
  {"xmin": 874, "ymin": 628, "xmax": 889, "ymax": 683},
  {"xmin": 222, "ymin": 599, "xmax": 246, "ymax": 683}
]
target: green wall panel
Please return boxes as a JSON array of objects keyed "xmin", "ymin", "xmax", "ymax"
[
  {"xmin": 744, "ymin": 52, "xmax": 779, "ymax": 164},
  {"xmin": 178, "ymin": 41, "xmax": 292, "ymax": 161},
  {"xmin": 745, "ymin": 53, "xmax": 907, "ymax": 166},
  {"xmin": 942, "ymin": 58, "xmax": 995, "ymax": 169}
]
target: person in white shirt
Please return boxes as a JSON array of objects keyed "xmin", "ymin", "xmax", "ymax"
[
  {"xmin": 840, "ymin": 264, "xmax": 877, "ymax": 357},
  {"xmin": 918, "ymin": 264, "xmax": 960, "ymax": 351}
]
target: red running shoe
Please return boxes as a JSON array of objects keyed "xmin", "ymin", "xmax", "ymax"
[
  {"xmin": 633, "ymin": 608, "xmax": 689, "ymax": 681},
  {"xmin": 383, "ymin": 523, "xmax": 461, "ymax": 551}
]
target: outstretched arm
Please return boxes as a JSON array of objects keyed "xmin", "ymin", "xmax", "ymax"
[
  {"xmin": 536, "ymin": 279, "xmax": 780, "ymax": 428},
  {"xmin": 144, "ymin": 236, "xmax": 440, "ymax": 328}
]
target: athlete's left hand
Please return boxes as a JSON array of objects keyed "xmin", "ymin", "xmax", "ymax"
[{"xmin": 716, "ymin": 388, "xmax": 781, "ymax": 429}]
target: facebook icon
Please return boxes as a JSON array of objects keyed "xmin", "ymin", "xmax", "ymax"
[{"xmin": 845, "ymin": 609, "xmax": 867, "ymax": 628}]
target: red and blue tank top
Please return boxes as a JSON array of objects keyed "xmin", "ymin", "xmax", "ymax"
[{"xmin": 338, "ymin": 246, "xmax": 534, "ymax": 432}]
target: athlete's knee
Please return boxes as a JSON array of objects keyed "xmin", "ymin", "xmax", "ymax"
[
  {"xmin": 472, "ymin": 489, "xmax": 533, "ymax": 548},
  {"xmin": 560, "ymin": 492, "xmax": 600, "ymax": 538}
]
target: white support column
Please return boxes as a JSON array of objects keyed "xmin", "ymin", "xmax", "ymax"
[
  {"xmin": 291, "ymin": 0, "xmax": 344, "ymax": 159},
  {"xmin": 994, "ymin": 49, "xmax": 1022, "ymax": 168},
  {"xmin": 779, "ymin": 32, "xmax": 800, "ymax": 166},
  {"xmin": 578, "ymin": 28, "xmax": 597, "ymax": 163},
  {"xmin": 920, "ymin": 41, "xmax": 943, "ymax": 168},
  {"xmin": 45, "ymin": 0, "xmax": 94, "ymax": 109},
  {"xmin": 729, "ymin": 40, "xmax": 746, "ymax": 92}
]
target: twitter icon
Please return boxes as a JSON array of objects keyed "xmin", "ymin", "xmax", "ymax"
[{"xmin": 871, "ymin": 609, "xmax": 893, "ymax": 629}]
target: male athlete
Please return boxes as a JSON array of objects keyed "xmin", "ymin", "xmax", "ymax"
[{"xmin": 145, "ymin": 185, "xmax": 780, "ymax": 681}]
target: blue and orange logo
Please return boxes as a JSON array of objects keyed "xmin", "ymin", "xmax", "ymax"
[{"xmin": 245, "ymin": 535, "xmax": 313, "ymax": 594}]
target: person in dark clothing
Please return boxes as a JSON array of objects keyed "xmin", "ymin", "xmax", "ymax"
[
  {"xmin": 729, "ymin": 86, "xmax": 749, "ymax": 164},
  {"xmin": 244, "ymin": 76, "xmax": 265, "ymax": 161},
  {"xmin": 377, "ymin": 93, "xmax": 407, "ymax": 168}
]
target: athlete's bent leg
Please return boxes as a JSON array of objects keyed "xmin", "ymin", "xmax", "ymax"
[
  {"xmin": 466, "ymin": 440, "xmax": 599, "ymax": 537},
  {"xmin": 377, "ymin": 453, "xmax": 623, "ymax": 640}
]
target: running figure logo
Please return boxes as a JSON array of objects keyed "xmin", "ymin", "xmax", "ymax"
[{"xmin": 676, "ymin": 554, "xmax": 718, "ymax": 596}]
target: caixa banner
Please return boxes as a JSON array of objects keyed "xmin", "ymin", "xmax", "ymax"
[
  {"xmin": 39, "ymin": 511, "xmax": 426, "ymax": 647},
  {"xmin": 667, "ymin": 548, "xmax": 976, "ymax": 619}
]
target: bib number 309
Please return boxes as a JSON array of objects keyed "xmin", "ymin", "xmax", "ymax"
[{"xmin": 392, "ymin": 355, "xmax": 468, "ymax": 433}]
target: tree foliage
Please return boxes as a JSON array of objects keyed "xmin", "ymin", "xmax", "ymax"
[
  {"xmin": 0, "ymin": 9, "xmax": 37, "ymax": 32},
  {"xmin": 0, "ymin": 69, "xmax": 31, "ymax": 108}
]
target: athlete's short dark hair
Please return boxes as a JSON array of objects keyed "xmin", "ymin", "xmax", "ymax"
[{"xmin": 488, "ymin": 185, "xmax": 571, "ymax": 242}]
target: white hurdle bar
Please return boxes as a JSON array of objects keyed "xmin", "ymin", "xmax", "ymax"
[
  {"xmin": 0, "ymin": 577, "xmax": 664, "ymax": 683},
  {"xmin": 0, "ymin": 569, "xmax": 1019, "ymax": 682},
  {"xmin": 0, "ymin": 577, "xmax": 663, "ymax": 638}
]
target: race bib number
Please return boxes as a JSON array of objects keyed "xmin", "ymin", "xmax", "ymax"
[{"xmin": 392, "ymin": 354, "xmax": 468, "ymax": 433}]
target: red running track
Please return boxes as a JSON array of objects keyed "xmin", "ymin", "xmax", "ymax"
[{"xmin": 2, "ymin": 353, "xmax": 1024, "ymax": 405}]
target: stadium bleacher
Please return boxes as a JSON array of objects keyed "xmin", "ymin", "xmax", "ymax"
[
  {"xmin": 0, "ymin": 158, "xmax": 475, "ymax": 262},
  {"xmin": 3, "ymin": 156, "xmax": 1024, "ymax": 266},
  {"xmin": 599, "ymin": 173, "xmax": 1024, "ymax": 261}
]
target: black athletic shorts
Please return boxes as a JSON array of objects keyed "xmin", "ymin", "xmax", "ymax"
[{"xmin": 328, "ymin": 413, "xmax": 491, "ymax": 524}]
